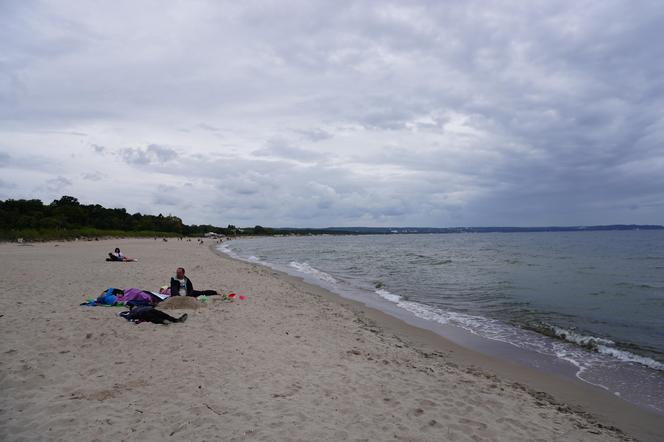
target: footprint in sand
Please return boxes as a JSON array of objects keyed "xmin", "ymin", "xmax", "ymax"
[
  {"xmin": 408, "ymin": 408, "xmax": 425, "ymax": 418},
  {"xmin": 272, "ymin": 382, "xmax": 302, "ymax": 398},
  {"xmin": 417, "ymin": 398, "xmax": 438, "ymax": 408},
  {"xmin": 459, "ymin": 417, "xmax": 488, "ymax": 430}
]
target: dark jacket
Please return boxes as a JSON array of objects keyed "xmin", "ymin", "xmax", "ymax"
[{"xmin": 170, "ymin": 276, "xmax": 193, "ymax": 296}]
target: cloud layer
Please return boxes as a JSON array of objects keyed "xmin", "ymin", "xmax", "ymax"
[{"xmin": 1, "ymin": 1, "xmax": 663, "ymax": 226}]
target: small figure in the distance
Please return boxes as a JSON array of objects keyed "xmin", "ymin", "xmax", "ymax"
[{"xmin": 106, "ymin": 247, "xmax": 137, "ymax": 262}]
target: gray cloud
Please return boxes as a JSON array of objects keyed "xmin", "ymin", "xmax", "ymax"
[
  {"xmin": 294, "ymin": 128, "xmax": 334, "ymax": 142},
  {"xmin": 1, "ymin": 1, "xmax": 663, "ymax": 226},
  {"xmin": 45, "ymin": 176, "xmax": 72, "ymax": 192},
  {"xmin": 253, "ymin": 138, "xmax": 325, "ymax": 162},
  {"xmin": 120, "ymin": 144, "xmax": 179, "ymax": 165},
  {"xmin": 153, "ymin": 185, "xmax": 181, "ymax": 206},
  {"xmin": 81, "ymin": 171, "xmax": 104, "ymax": 181},
  {"xmin": 197, "ymin": 123, "xmax": 222, "ymax": 132}
]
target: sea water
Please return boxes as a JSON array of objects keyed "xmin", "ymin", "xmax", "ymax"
[{"xmin": 219, "ymin": 231, "xmax": 664, "ymax": 414}]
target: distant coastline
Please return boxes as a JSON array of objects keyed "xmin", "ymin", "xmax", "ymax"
[
  {"xmin": 2, "ymin": 195, "xmax": 661, "ymax": 240},
  {"xmin": 279, "ymin": 224, "xmax": 664, "ymax": 235}
]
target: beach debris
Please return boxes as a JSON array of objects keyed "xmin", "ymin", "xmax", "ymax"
[
  {"xmin": 203, "ymin": 403, "xmax": 226, "ymax": 416},
  {"xmin": 219, "ymin": 293, "xmax": 248, "ymax": 302}
]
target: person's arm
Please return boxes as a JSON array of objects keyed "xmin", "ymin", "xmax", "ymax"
[
  {"xmin": 186, "ymin": 277, "xmax": 194, "ymax": 296},
  {"xmin": 170, "ymin": 277, "xmax": 179, "ymax": 296}
]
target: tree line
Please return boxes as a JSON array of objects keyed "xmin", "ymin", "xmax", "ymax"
[
  {"xmin": 0, "ymin": 196, "xmax": 233, "ymax": 240},
  {"xmin": 0, "ymin": 196, "xmax": 360, "ymax": 241}
]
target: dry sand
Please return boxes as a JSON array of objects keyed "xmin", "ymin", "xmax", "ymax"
[{"xmin": 1, "ymin": 238, "xmax": 662, "ymax": 441}]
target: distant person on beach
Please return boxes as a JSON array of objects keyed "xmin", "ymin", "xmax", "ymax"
[
  {"xmin": 107, "ymin": 247, "xmax": 137, "ymax": 262},
  {"xmin": 167, "ymin": 267, "xmax": 218, "ymax": 297}
]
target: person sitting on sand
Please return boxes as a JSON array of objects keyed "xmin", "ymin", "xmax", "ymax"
[
  {"xmin": 168, "ymin": 267, "xmax": 219, "ymax": 297},
  {"xmin": 107, "ymin": 247, "xmax": 137, "ymax": 262},
  {"xmin": 171, "ymin": 267, "xmax": 193, "ymax": 296}
]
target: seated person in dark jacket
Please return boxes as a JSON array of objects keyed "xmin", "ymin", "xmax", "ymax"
[
  {"xmin": 170, "ymin": 267, "xmax": 193, "ymax": 296},
  {"xmin": 170, "ymin": 267, "xmax": 219, "ymax": 297}
]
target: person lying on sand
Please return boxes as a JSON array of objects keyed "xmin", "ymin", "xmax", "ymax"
[
  {"xmin": 89, "ymin": 288, "xmax": 157, "ymax": 306},
  {"xmin": 119, "ymin": 305, "xmax": 187, "ymax": 324},
  {"xmin": 166, "ymin": 267, "xmax": 219, "ymax": 298},
  {"xmin": 106, "ymin": 247, "xmax": 137, "ymax": 262}
]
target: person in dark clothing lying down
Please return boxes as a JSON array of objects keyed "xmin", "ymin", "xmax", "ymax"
[{"xmin": 119, "ymin": 305, "xmax": 187, "ymax": 324}]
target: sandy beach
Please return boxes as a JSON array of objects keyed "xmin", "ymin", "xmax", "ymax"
[{"xmin": 1, "ymin": 238, "xmax": 662, "ymax": 441}]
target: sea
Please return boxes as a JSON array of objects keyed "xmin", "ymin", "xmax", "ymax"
[{"xmin": 218, "ymin": 230, "xmax": 664, "ymax": 414}]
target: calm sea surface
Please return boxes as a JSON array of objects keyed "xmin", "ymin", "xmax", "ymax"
[{"xmin": 219, "ymin": 231, "xmax": 664, "ymax": 413}]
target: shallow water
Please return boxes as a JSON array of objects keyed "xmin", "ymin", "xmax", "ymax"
[{"xmin": 219, "ymin": 231, "xmax": 664, "ymax": 414}]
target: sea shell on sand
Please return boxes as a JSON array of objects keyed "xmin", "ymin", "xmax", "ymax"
[{"xmin": 158, "ymin": 296, "xmax": 203, "ymax": 310}]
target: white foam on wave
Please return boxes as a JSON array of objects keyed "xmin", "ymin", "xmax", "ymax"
[
  {"xmin": 546, "ymin": 325, "xmax": 664, "ymax": 372},
  {"xmin": 218, "ymin": 244, "xmax": 262, "ymax": 262},
  {"xmin": 376, "ymin": 291, "xmax": 620, "ymax": 392},
  {"xmin": 375, "ymin": 289, "xmax": 402, "ymax": 303},
  {"xmin": 374, "ymin": 287, "xmax": 664, "ymax": 375},
  {"xmin": 288, "ymin": 261, "xmax": 337, "ymax": 284},
  {"xmin": 549, "ymin": 326, "xmax": 615, "ymax": 347},
  {"xmin": 218, "ymin": 244, "xmax": 242, "ymax": 259},
  {"xmin": 375, "ymin": 288, "xmax": 514, "ymax": 339},
  {"xmin": 596, "ymin": 345, "xmax": 664, "ymax": 371},
  {"xmin": 218, "ymin": 244, "xmax": 264, "ymax": 266},
  {"xmin": 552, "ymin": 348, "xmax": 616, "ymax": 390}
]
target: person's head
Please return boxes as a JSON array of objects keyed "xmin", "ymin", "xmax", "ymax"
[
  {"xmin": 115, "ymin": 248, "xmax": 120, "ymax": 253},
  {"xmin": 176, "ymin": 267, "xmax": 185, "ymax": 279}
]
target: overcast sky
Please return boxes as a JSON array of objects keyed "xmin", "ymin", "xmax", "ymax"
[{"xmin": 1, "ymin": 1, "xmax": 663, "ymax": 227}]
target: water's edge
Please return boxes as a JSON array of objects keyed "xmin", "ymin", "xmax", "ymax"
[{"xmin": 216, "ymin": 238, "xmax": 664, "ymax": 416}]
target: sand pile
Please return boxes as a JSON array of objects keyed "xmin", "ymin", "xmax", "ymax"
[{"xmin": 158, "ymin": 296, "xmax": 203, "ymax": 310}]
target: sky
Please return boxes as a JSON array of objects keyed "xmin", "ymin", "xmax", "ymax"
[{"xmin": 1, "ymin": 1, "xmax": 663, "ymax": 227}]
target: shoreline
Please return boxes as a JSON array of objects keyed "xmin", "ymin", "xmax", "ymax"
[
  {"xmin": 217, "ymin": 237, "xmax": 664, "ymax": 412},
  {"xmin": 212, "ymin": 242, "xmax": 664, "ymax": 441},
  {"xmin": 0, "ymin": 238, "xmax": 661, "ymax": 440}
]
